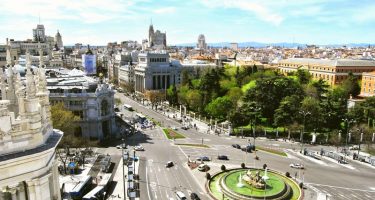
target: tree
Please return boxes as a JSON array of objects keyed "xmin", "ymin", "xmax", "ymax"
[
  {"xmin": 243, "ymin": 76, "xmax": 303, "ymax": 124},
  {"xmin": 51, "ymin": 102, "xmax": 80, "ymax": 137},
  {"xmin": 167, "ymin": 84, "xmax": 178, "ymax": 106},
  {"xmin": 274, "ymin": 95, "xmax": 302, "ymax": 128},
  {"xmin": 342, "ymin": 72, "xmax": 361, "ymax": 98},
  {"xmin": 186, "ymin": 90, "xmax": 202, "ymax": 112},
  {"xmin": 205, "ymin": 96, "xmax": 233, "ymax": 120},
  {"xmin": 227, "ymin": 87, "xmax": 243, "ymax": 107},
  {"xmin": 181, "ymin": 69, "xmax": 191, "ymax": 86},
  {"xmin": 144, "ymin": 90, "xmax": 164, "ymax": 110},
  {"xmin": 296, "ymin": 69, "xmax": 311, "ymax": 85},
  {"xmin": 321, "ymin": 87, "xmax": 348, "ymax": 130},
  {"xmin": 300, "ymin": 97, "xmax": 323, "ymax": 131}
]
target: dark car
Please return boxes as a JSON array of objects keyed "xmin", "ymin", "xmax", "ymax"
[
  {"xmin": 217, "ymin": 155, "xmax": 229, "ymax": 160},
  {"xmin": 190, "ymin": 192, "xmax": 200, "ymax": 200},
  {"xmin": 196, "ymin": 156, "xmax": 210, "ymax": 161},
  {"xmin": 166, "ymin": 161, "xmax": 174, "ymax": 168},
  {"xmin": 232, "ymin": 144, "xmax": 241, "ymax": 149},
  {"xmin": 241, "ymin": 146, "xmax": 252, "ymax": 153}
]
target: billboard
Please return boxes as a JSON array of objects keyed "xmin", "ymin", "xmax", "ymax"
[{"xmin": 82, "ymin": 54, "xmax": 96, "ymax": 75}]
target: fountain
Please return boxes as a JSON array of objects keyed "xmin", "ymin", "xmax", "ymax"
[{"xmin": 237, "ymin": 173, "xmax": 244, "ymax": 188}]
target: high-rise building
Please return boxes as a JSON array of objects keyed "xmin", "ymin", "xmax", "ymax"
[
  {"xmin": 197, "ymin": 34, "xmax": 207, "ymax": 50},
  {"xmin": 0, "ymin": 47, "xmax": 63, "ymax": 200}
]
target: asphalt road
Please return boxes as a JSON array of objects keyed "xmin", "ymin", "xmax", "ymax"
[{"xmin": 115, "ymin": 93, "xmax": 375, "ymax": 200}]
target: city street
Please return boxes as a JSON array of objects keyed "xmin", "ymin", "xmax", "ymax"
[{"xmin": 114, "ymin": 93, "xmax": 375, "ymax": 200}]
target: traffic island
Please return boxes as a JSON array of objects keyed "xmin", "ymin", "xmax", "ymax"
[
  {"xmin": 175, "ymin": 143, "xmax": 210, "ymax": 148},
  {"xmin": 163, "ymin": 128, "xmax": 186, "ymax": 139},
  {"xmin": 207, "ymin": 168, "xmax": 302, "ymax": 200}
]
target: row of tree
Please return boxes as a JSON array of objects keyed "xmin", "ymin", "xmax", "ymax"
[{"xmin": 165, "ymin": 65, "xmax": 374, "ymax": 145}]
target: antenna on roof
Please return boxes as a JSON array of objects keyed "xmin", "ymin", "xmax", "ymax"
[
  {"xmin": 151, "ymin": 18, "xmax": 153, "ymax": 25},
  {"xmin": 38, "ymin": 13, "xmax": 41, "ymax": 24}
]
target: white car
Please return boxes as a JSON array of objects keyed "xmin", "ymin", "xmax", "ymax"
[
  {"xmin": 134, "ymin": 145, "xmax": 144, "ymax": 151},
  {"xmin": 289, "ymin": 163, "xmax": 304, "ymax": 169}
]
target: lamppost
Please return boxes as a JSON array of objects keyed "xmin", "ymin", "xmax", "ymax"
[
  {"xmin": 250, "ymin": 106, "xmax": 261, "ymax": 147},
  {"xmin": 342, "ymin": 118, "xmax": 355, "ymax": 154},
  {"xmin": 357, "ymin": 128, "xmax": 363, "ymax": 156},
  {"xmin": 299, "ymin": 111, "xmax": 311, "ymax": 154}
]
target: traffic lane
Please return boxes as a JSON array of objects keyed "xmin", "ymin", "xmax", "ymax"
[
  {"xmin": 310, "ymin": 184, "xmax": 375, "ymax": 200},
  {"xmin": 139, "ymin": 128, "xmax": 206, "ymax": 200}
]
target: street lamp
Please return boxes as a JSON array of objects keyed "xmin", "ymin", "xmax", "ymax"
[
  {"xmin": 342, "ymin": 118, "xmax": 355, "ymax": 154},
  {"xmin": 299, "ymin": 111, "xmax": 311, "ymax": 154},
  {"xmin": 250, "ymin": 106, "xmax": 261, "ymax": 147}
]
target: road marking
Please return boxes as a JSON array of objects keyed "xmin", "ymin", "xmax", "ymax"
[
  {"xmin": 158, "ymin": 166, "xmax": 161, "ymax": 172},
  {"xmin": 146, "ymin": 166, "xmax": 152, "ymax": 200},
  {"xmin": 306, "ymin": 183, "xmax": 375, "ymax": 193}
]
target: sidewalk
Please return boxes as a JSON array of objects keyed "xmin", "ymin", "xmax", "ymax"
[{"xmin": 111, "ymin": 154, "xmax": 140, "ymax": 200}]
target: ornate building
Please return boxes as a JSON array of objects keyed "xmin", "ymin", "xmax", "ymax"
[
  {"xmin": 197, "ymin": 34, "xmax": 207, "ymax": 50},
  {"xmin": 54, "ymin": 30, "xmax": 63, "ymax": 49},
  {"xmin": 0, "ymin": 47, "xmax": 63, "ymax": 200},
  {"xmin": 148, "ymin": 24, "xmax": 167, "ymax": 49}
]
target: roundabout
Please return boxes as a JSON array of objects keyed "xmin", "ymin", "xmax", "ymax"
[{"xmin": 207, "ymin": 168, "xmax": 302, "ymax": 200}]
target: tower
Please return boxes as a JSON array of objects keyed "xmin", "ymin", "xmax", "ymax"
[
  {"xmin": 55, "ymin": 30, "xmax": 63, "ymax": 49},
  {"xmin": 32, "ymin": 24, "xmax": 46, "ymax": 42},
  {"xmin": 149, "ymin": 23, "xmax": 155, "ymax": 47}
]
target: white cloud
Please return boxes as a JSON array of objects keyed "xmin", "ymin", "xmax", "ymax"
[
  {"xmin": 201, "ymin": 0, "xmax": 284, "ymax": 25},
  {"xmin": 0, "ymin": 0, "xmax": 141, "ymax": 24},
  {"xmin": 153, "ymin": 7, "xmax": 177, "ymax": 14}
]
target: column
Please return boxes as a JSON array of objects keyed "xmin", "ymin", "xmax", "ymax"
[
  {"xmin": 26, "ymin": 180, "xmax": 37, "ymax": 200},
  {"xmin": 9, "ymin": 187, "xmax": 17, "ymax": 200}
]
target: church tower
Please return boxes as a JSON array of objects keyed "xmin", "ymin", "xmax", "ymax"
[
  {"xmin": 148, "ymin": 22, "xmax": 155, "ymax": 47},
  {"xmin": 55, "ymin": 30, "xmax": 63, "ymax": 49}
]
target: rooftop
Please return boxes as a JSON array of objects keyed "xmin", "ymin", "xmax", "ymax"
[{"xmin": 279, "ymin": 58, "xmax": 375, "ymax": 67}]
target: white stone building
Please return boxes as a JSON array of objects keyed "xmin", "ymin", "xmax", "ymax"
[
  {"xmin": 134, "ymin": 52, "xmax": 181, "ymax": 95},
  {"xmin": 46, "ymin": 69, "xmax": 117, "ymax": 140},
  {"xmin": 0, "ymin": 48, "xmax": 63, "ymax": 200}
]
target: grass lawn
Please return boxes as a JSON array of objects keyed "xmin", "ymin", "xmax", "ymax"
[
  {"xmin": 224, "ymin": 171, "xmax": 285, "ymax": 197},
  {"xmin": 175, "ymin": 143, "xmax": 210, "ymax": 148},
  {"xmin": 256, "ymin": 146, "xmax": 287, "ymax": 157},
  {"xmin": 163, "ymin": 128, "xmax": 185, "ymax": 139}
]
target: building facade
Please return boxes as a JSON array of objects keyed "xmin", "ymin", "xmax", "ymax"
[
  {"xmin": 148, "ymin": 24, "xmax": 167, "ymax": 49},
  {"xmin": 278, "ymin": 58, "xmax": 375, "ymax": 85},
  {"xmin": 47, "ymin": 69, "xmax": 117, "ymax": 140},
  {"xmin": 134, "ymin": 52, "xmax": 180, "ymax": 95},
  {"xmin": 0, "ymin": 48, "xmax": 63, "ymax": 200},
  {"xmin": 360, "ymin": 71, "xmax": 375, "ymax": 97}
]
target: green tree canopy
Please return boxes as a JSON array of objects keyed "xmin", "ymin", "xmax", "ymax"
[{"xmin": 205, "ymin": 96, "xmax": 233, "ymax": 120}]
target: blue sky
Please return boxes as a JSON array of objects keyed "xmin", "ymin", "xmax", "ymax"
[{"xmin": 0, "ymin": 0, "xmax": 374, "ymax": 45}]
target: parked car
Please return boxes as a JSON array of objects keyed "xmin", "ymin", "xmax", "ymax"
[
  {"xmin": 166, "ymin": 161, "xmax": 174, "ymax": 168},
  {"xmin": 217, "ymin": 155, "xmax": 229, "ymax": 160},
  {"xmin": 196, "ymin": 156, "xmax": 210, "ymax": 161},
  {"xmin": 349, "ymin": 145, "xmax": 360, "ymax": 150},
  {"xmin": 190, "ymin": 192, "xmax": 200, "ymax": 200},
  {"xmin": 289, "ymin": 163, "xmax": 304, "ymax": 169},
  {"xmin": 134, "ymin": 145, "xmax": 144, "ymax": 151},
  {"xmin": 198, "ymin": 164, "xmax": 210, "ymax": 172},
  {"xmin": 232, "ymin": 144, "xmax": 241, "ymax": 149}
]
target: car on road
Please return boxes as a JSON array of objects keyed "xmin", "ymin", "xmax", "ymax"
[
  {"xmin": 338, "ymin": 159, "xmax": 348, "ymax": 164},
  {"xmin": 196, "ymin": 156, "xmax": 210, "ymax": 161},
  {"xmin": 172, "ymin": 126, "xmax": 178, "ymax": 130},
  {"xmin": 349, "ymin": 145, "xmax": 360, "ymax": 150},
  {"xmin": 232, "ymin": 144, "xmax": 241, "ymax": 149},
  {"xmin": 190, "ymin": 192, "xmax": 200, "ymax": 200},
  {"xmin": 166, "ymin": 161, "xmax": 174, "ymax": 168},
  {"xmin": 289, "ymin": 163, "xmax": 304, "ymax": 169},
  {"xmin": 198, "ymin": 164, "xmax": 210, "ymax": 172},
  {"xmin": 116, "ymin": 144, "xmax": 127, "ymax": 149},
  {"xmin": 176, "ymin": 191, "xmax": 187, "ymax": 200},
  {"xmin": 181, "ymin": 126, "xmax": 189, "ymax": 130},
  {"xmin": 217, "ymin": 155, "xmax": 229, "ymax": 160},
  {"xmin": 134, "ymin": 145, "xmax": 144, "ymax": 151}
]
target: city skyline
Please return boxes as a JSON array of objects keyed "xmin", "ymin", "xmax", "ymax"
[{"xmin": 0, "ymin": 0, "xmax": 375, "ymax": 45}]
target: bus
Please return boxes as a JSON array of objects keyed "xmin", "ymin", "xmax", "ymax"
[
  {"xmin": 70, "ymin": 176, "xmax": 93, "ymax": 200},
  {"xmin": 135, "ymin": 113, "xmax": 147, "ymax": 123},
  {"xmin": 82, "ymin": 186, "xmax": 104, "ymax": 200},
  {"xmin": 123, "ymin": 104, "xmax": 134, "ymax": 111}
]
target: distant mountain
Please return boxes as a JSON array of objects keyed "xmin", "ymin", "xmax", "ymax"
[{"xmin": 174, "ymin": 42, "xmax": 375, "ymax": 48}]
